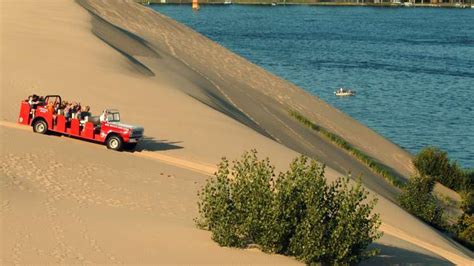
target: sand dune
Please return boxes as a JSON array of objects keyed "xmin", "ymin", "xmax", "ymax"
[
  {"xmin": 0, "ymin": 126, "xmax": 301, "ymax": 264},
  {"xmin": 1, "ymin": 120, "xmax": 472, "ymax": 264},
  {"xmin": 77, "ymin": 0, "xmax": 407, "ymax": 203},
  {"xmin": 1, "ymin": 0, "xmax": 472, "ymax": 264}
]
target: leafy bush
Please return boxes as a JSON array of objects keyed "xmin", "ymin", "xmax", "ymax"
[
  {"xmin": 279, "ymin": 157, "xmax": 382, "ymax": 264},
  {"xmin": 399, "ymin": 176, "xmax": 445, "ymax": 228},
  {"xmin": 413, "ymin": 147, "xmax": 470, "ymax": 192},
  {"xmin": 196, "ymin": 150, "xmax": 382, "ymax": 264},
  {"xmin": 195, "ymin": 152, "xmax": 278, "ymax": 250},
  {"xmin": 461, "ymin": 191, "xmax": 474, "ymax": 216},
  {"xmin": 413, "ymin": 147, "xmax": 450, "ymax": 179},
  {"xmin": 453, "ymin": 214, "xmax": 474, "ymax": 251}
]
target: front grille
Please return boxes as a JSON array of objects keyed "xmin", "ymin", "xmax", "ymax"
[{"xmin": 131, "ymin": 128, "xmax": 144, "ymax": 138}]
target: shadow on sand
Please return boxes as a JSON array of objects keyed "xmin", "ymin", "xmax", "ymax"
[
  {"xmin": 361, "ymin": 242, "xmax": 454, "ymax": 266},
  {"xmin": 130, "ymin": 137, "xmax": 183, "ymax": 152}
]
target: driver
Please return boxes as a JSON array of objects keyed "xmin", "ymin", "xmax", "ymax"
[{"xmin": 99, "ymin": 110, "xmax": 107, "ymax": 123}]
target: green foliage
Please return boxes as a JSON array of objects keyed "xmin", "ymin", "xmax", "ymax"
[
  {"xmin": 413, "ymin": 147, "xmax": 472, "ymax": 192},
  {"xmin": 281, "ymin": 158, "xmax": 382, "ymax": 264},
  {"xmin": 399, "ymin": 176, "xmax": 445, "ymax": 228},
  {"xmin": 289, "ymin": 110, "xmax": 403, "ymax": 188},
  {"xmin": 453, "ymin": 214, "xmax": 474, "ymax": 251},
  {"xmin": 460, "ymin": 191, "xmax": 474, "ymax": 216},
  {"xmin": 197, "ymin": 150, "xmax": 382, "ymax": 264},
  {"xmin": 195, "ymin": 152, "xmax": 278, "ymax": 250},
  {"xmin": 413, "ymin": 147, "xmax": 450, "ymax": 179}
]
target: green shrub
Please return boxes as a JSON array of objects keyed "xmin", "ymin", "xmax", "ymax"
[
  {"xmin": 462, "ymin": 169, "xmax": 474, "ymax": 195},
  {"xmin": 461, "ymin": 191, "xmax": 474, "ymax": 216},
  {"xmin": 413, "ymin": 147, "xmax": 470, "ymax": 192},
  {"xmin": 280, "ymin": 158, "xmax": 382, "ymax": 264},
  {"xmin": 195, "ymin": 151, "xmax": 279, "ymax": 250},
  {"xmin": 196, "ymin": 150, "xmax": 382, "ymax": 264},
  {"xmin": 413, "ymin": 147, "xmax": 450, "ymax": 179},
  {"xmin": 399, "ymin": 176, "xmax": 445, "ymax": 228},
  {"xmin": 453, "ymin": 214, "xmax": 474, "ymax": 251}
]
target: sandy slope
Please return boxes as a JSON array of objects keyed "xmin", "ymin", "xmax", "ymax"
[
  {"xmin": 1, "ymin": 0, "xmax": 472, "ymax": 264},
  {"xmin": 0, "ymin": 126, "xmax": 301, "ymax": 264},
  {"xmin": 0, "ymin": 120, "xmax": 470, "ymax": 264},
  {"xmin": 77, "ymin": 0, "xmax": 405, "ymax": 203}
]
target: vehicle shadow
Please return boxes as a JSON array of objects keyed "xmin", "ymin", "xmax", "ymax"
[{"xmin": 131, "ymin": 137, "xmax": 183, "ymax": 152}]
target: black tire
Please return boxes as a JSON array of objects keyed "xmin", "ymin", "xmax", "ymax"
[
  {"xmin": 32, "ymin": 119, "xmax": 48, "ymax": 134},
  {"xmin": 124, "ymin": 143, "xmax": 138, "ymax": 151},
  {"xmin": 106, "ymin": 135, "xmax": 123, "ymax": 151}
]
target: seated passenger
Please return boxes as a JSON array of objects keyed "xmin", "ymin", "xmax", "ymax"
[
  {"xmin": 80, "ymin": 106, "xmax": 91, "ymax": 122},
  {"xmin": 64, "ymin": 103, "xmax": 72, "ymax": 121},
  {"xmin": 47, "ymin": 101, "xmax": 54, "ymax": 113},
  {"xmin": 57, "ymin": 101, "xmax": 66, "ymax": 116}
]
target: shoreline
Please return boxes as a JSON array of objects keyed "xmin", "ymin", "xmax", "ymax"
[
  {"xmin": 2, "ymin": 0, "xmax": 472, "ymax": 264},
  {"xmin": 142, "ymin": 1, "xmax": 474, "ymax": 8}
]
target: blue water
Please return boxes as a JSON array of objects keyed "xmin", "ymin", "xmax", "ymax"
[{"xmin": 150, "ymin": 5, "xmax": 474, "ymax": 168}]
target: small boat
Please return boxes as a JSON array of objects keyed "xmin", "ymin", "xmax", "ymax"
[
  {"xmin": 271, "ymin": 2, "xmax": 277, "ymax": 6},
  {"xmin": 224, "ymin": 0, "xmax": 232, "ymax": 4},
  {"xmin": 334, "ymin": 88, "xmax": 356, "ymax": 97}
]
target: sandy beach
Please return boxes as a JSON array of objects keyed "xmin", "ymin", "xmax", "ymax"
[{"xmin": 1, "ymin": 0, "xmax": 472, "ymax": 264}]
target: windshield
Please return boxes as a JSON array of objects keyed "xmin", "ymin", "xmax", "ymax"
[{"xmin": 107, "ymin": 112, "xmax": 120, "ymax": 122}]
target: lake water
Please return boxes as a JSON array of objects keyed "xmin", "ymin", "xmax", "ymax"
[{"xmin": 150, "ymin": 5, "xmax": 474, "ymax": 168}]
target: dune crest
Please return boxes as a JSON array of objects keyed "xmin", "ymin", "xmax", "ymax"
[{"xmin": 1, "ymin": 0, "xmax": 472, "ymax": 264}]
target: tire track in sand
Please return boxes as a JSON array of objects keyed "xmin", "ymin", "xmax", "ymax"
[
  {"xmin": 0, "ymin": 120, "xmax": 215, "ymax": 176},
  {"xmin": 1, "ymin": 120, "xmax": 472, "ymax": 265}
]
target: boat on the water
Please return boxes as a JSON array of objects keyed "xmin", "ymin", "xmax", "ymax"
[{"xmin": 334, "ymin": 88, "xmax": 356, "ymax": 97}]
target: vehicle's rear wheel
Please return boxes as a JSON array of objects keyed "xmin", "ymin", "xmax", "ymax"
[
  {"xmin": 106, "ymin": 135, "xmax": 123, "ymax": 151},
  {"xmin": 32, "ymin": 119, "xmax": 48, "ymax": 134}
]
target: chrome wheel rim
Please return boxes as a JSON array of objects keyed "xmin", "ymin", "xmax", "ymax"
[
  {"xmin": 109, "ymin": 138, "xmax": 119, "ymax": 149},
  {"xmin": 36, "ymin": 123, "xmax": 45, "ymax": 132}
]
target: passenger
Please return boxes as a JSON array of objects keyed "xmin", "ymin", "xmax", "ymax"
[
  {"xmin": 80, "ymin": 106, "xmax": 91, "ymax": 122},
  {"xmin": 73, "ymin": 102, "xmax": 81, "ymax": 119},
  {"xmin": 70, "ymin": 102, "xmax": 77, "ymax": 119},
  {"xmin": 58, "ymin": 101, "xmax": 66, "ymax": 116},
  {"xmin": 46, "ymin": 101, "xmax": 54, "ymax": 114},
  {"xmin": 76, "ymin": 103, "xmax": 82, "ymax": 118},
  {"xmin": 76, "ymin": 109, "xmax": 82, "ymax": 121},
  {"xmin": 64, "ymin": 103, "xmax": 72, "ymax": 121},
  {"xmin": 54, "ymin": 100, "xmax": 64, "ymax": 114},
  {"xmin": 37, "ymin": 96, "xmax": 45, "ymax": 106},
  {"xmin": 57, "ymin": 101, "xmax": 66, "ymax": 116},
  {"xmin": 27, "ymin": 94, "xmax": 36, "ymax": 104}
]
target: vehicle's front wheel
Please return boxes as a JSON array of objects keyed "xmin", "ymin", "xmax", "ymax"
[
  {"xmin": 32, "ymin": 119, "xmax": 48, "ymax": 134},
  {"xmin": 106, "ymin": 135, "xmax": 123, "ymax": 151}
]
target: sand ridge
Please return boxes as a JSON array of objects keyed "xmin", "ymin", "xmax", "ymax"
[
  {"xmin": 77, "ymin": 0, "xmax": 406, "ymax": 203},
  {"xmin": 1, "ymin": 0, "xmax": 473, "ymax": 264}
]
